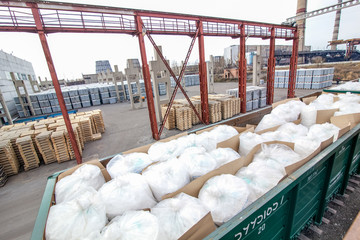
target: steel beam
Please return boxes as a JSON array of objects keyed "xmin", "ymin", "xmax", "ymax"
[
  {"xmin": 29, "ymin": 3, "xmax": 82, "ymax": 164},
  {"xmin": 288, "ymin": 29, "xmax": 299, "ymax": 98},
  {"xmin": 135, "ymin": 15, "xmax": 159, "ymax": 140},
  {"xmin": 238, "ymin": 24, "xmax": 247, "ymax": 113},
  {"xmin": 197, "ymin": 21, "xmax": 209, "ymax": 124},
  {"xmin": 266, "ymin": 27, "xmax": 276, "ymax": 105}
]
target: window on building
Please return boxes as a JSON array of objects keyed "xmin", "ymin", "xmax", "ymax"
[
  {"xmin": 16, "ymin": 73, "xmax": 21, "ymax": 80},
  {"xmin": 5, "ymin": 72, "xmax": 12, "ymax": 80},
  {"xmin": 21, "ymin": 74, "xmax": 27, "ymax": 80}
]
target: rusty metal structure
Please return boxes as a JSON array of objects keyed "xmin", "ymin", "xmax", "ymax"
[
  {"xmin": 329, "ymin": 38, "xmax": 360, "ymax": 59},
  {"xmin": 0, "ymin": 1, "xmax": 298, "ymax": 162}
]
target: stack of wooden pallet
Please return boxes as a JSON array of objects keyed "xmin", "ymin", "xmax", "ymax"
[
  {"xmin": 16, "ymin": 136, "xmax": 40, "ymax": 171},
  {"xmin": 5, "ymin": 132, "xmax": 23, "ymax": 166},
  {"xmin": 35, "ymin": 131, "xmax": 57, "ymax": 164},
  {"xmin": 92, "ymin": 110, "xmax": 105, "ymax": 133},
  {"xmin": 161, "ymin": 105, "xmax": 176, "ymax": 130},
  {"xmin": 57, "ymin": 125, "xmax": 83, "ymax": 159},
  {"xmin": 0, "ymin": 164, "xmax": 8, "ymax": 187},
  {"xmin": 0, "ymin": 139, "xmax": 19, "ymax": 176},
  {"xmin": 77, "ymin": 117, "xmax": 93, "ymax": 142},
  {"xmin": 51, "ymin": 131, "xmax": 70, "ymax": 163},
  {"xmin": 176, "ymin": 107, "xmax": 192, "ymax": 131},
  {"xmin": 174, "ymin": 99, "xmax": 202, "ymax": 125},
  {"xmin": 208, "ymin": 100, "xmax": 222, "ymax": 123}
]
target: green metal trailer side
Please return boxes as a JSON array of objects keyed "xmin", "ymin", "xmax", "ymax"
[{"xmin": 323, "ymin": 89, "xmax": 360, "ymax": 94}]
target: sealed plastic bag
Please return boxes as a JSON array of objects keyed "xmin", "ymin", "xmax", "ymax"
[
  {"xmin": 208, "ymin": 125, "xmax": 239, "ymax": 143},
  {"xmin": 276, "ymin": 122, "xmax": 308, "ymax": 141},
  {"xmin": 198, "ymin": 174, "xmax": 250, "ymax": 225},
  {"xmin": 151, "ymin": 193, "xmax": 209, "ymax": 240},
  {"xmin": 55, "ymin": 164, "xmax": 106, "ymax": 203},
  {"xmin": 100, "ymin": 210, "xmax": 159, "ymax": 240},
  {"xmin": 300, "ymin": 105, "xmax": 317, "ymax": 128},
  {"xmin": 239, "ymin": 132, "xmax": 264, "ymax": 156},
  {"xmin": 255, "ymin": 114, "xmax": 287, "ymax": 132},
  {"xmin": 260, "ymin": 130, "xmax": 293, "ymax": 142},
  {"xmin": 46, "ymin": 189, "xmax": 107, "ymax": 240},
  {"xmin": 147, "ymin": 139, "xmax": 185, "ymax": 162},
  {"xmin": 178, "ymin": 147, "xmax": 218, "ymax": 179},
  {"xmin": 271, "ymin": 101, "xmax": 304, "ymax": 122},
  {"xmin": 294, "ymin": 136, "xmax": 321, "ymax": 157},
  {"xmin": 308, "ymin": 123, "xmax": 340, "ymax": 142},
  {"xmin": 106, "ymin": 153, "xmax": 153, "ymax": 179},
  {"xmin": 210, "ymin": 147, "xmax": 241, "ymax": 167},
  {"xmin": 236, "ymin": 161, "xmax": 285, "ymax": 199},
  {"xmin": 252, "ymin": 144, "xmax": 302, "ymax": 167},
  {"xmin": 98, "ymin": 173, "xmax": 157, "ymax": 219},
  {"xmin": 194, "ymin": 131, "xmax": 218, "ymax": 152},
  {"xmin": 142, "ymin": 158, "xmax": 190, "ymax": 201}
]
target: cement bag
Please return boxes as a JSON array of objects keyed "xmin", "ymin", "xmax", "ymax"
[
  {"xmin": 142, "ymin": 158, "xmax": 190, "ymax": 201},
  {"xmin": 148, "ymin": 139, "xmax": 185, "ymax": 162},
  {"xmin": 236, "ymin": 161, "xmax": 285, "ymax": 199},
  {"xmin": 198, "ymin": 174, "xmax": 250, "ymax": 225},
  {"xmin": 194, "ymin": 132, "xmax": 217, "ymax": 152},
  {"xmin": 308, "ymin": 123, "xmax": 340, "ymax": 142},
  {"xmin": 253, "ymin": 144, "xmax": 302, "ymax": 167},
  {"xmin": 151, "ymin": 193, "xmax": 208, "ymax": 240},
  {"xmin": 300, "ymin": 105, "xmax": 317, "ymax": 128},
  {"xmin": 55, "ymin": 164, "xmax": 106, "ymax": 203},
  {"xmin": 255, "ymin": 114, "xmax": 287, "ymax": 133},
  {"xmin": 277, "ymin": 122, "xmax": 308, "ymax": 141},
  {"xmin": 178, "ymin": 147, "xmax": 217, "ymax": 179},
  {"xmin": 239, "ymin": 132, "xmax": 264, "ymax": 156},
  {"xmin": 46, "ymin": 189, "xmax": 107, "ymax": 240},
  {"xmin": 100, "ymin": 211, "xmax": 159, "ymax": 240},
  {"xmin": 210, "ymin": 147, "xmax": 241, "ymax": 167},
  {"xmin": 208, "ymin": 125, "xmax": 239, "ymax": 143},
  {"xmin": 106, "ymin": 153, "xmax": 153, "ymax": 179},
  {"xmin": 294, "ymin": 136, "xmax": 321, "ymax": 157},
  {"xmin": 98, "ymin": 173, "xmax": 157, "ymax": 219}
]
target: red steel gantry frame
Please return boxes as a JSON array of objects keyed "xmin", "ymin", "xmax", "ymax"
[{"xmin": 0, "ymin": 1, "xmax": 298, "ymax": 150}]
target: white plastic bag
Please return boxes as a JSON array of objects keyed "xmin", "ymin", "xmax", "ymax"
[
  {"xmin": 300, "ymin": 105, "xmax": 317, "ymax": 128},
  {"xmin": 178, "ymin": 147, "xmax": 218, "ymax": 179},
  {"xmin": 194, "ymin": 132, "xmax": 218, "ymax": 152},
  {"xmin": 294, "ymin": 136, "xmax": 321, "ymax": 157},
  {"xmin": 98, "ymin": 173, "xmax": 157, "ymax": 219},
  {"xmin": 198, "ymin": 174, "xmax": 250, "ymax": 225},
  {"xmin": 210, "ymin": 147, "xmax": 241, "ymax": 167},
  {"xmin": 55, "ymin": 164, "xmax": 106, "ymax": 203},
  {"xmin": 142, "ymin": 158, "xmax": 190, "ymax": 201},
  {"xmin": 276, "ymin": 122, "xmax": 308, "ymax": 141},
  {"xmin": 271, "ymin": 101, "xmax": 303, "ymax": 122},
  {"xmin": 208, "ymin": 125, "xmax": 239, "ymax": 143},
  {"xmin": 106, "ymin": 153, "xmax": 153, "ymax": 179},
  {"xmin": 147, "ymin": 139, "xmax": 185, "ymax": 162},
  {"xmin": 260, "ymin": 130, "xmax": 293, "ymax": 142},
  {"xmin": 255, "ymin": 114, "xmax": 287, "ymax": 132},
  {"xmin": 239, "ymin": 132, "xmax": 263, "ymax": 156},
  {"xmin": 151, "ymin": 193, "xmax": 208, "ymax": 240},
  {"xmin": 46, "ymin": 190, "xmax": 107, "ymax": 240},
  {"xmin": 308, "ymin": 123, "xmax": 340, "ymax": 142},
  {"xmin": 100, "ymin": 211, "xmax": 159, "ymax": 240},
  {"xmin": 236, "ymin": 161, "xmax": 285, "ymax": 199},
  {"xmin": 252, "ymin": 144, "xmax": 302, "ymax": 167}
]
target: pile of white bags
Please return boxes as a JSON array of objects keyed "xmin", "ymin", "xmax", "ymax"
[
  {"xmin": 55, "ymin": 164, "xmax": 106, "ymax": 203},
  {"xmin": 98, "ymin": 173, "xmax": 157, "ymax": 219},
  {"xmin": 142, "ymin": 159, "xmax": 190, "ymax": 201},
  {"xmin": 210, "ymin": 148, "xmax": 241, "ymax": 167},
  {"xmin": 106, "ymin": 153, "xmax": 153, "ymax": 179},
  {"xmin": 179, "ymin": 147, "xmax": 218, "ymax": 179},
  {"xmin": 100, "ymin": 211, "xmax": 159, "ymax": 240},
  {"xmin": 151, "ymin": 193, "xmax": 209, "ymax": 240},
  {"xmin": 252, "ymin": 144, "xmax": 302, "ymax": 167},
  {"xmin": 46, "ymin": 190, "xmax": 107, "ymax": 240},
  {"xmin": 198, "ymin": 174, "xmax": 250, "ymax": 225}
]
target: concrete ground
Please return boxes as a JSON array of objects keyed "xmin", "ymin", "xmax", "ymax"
[{"xmin": 0, "ymin": 83, "xmax": 320, "ymax": 240}]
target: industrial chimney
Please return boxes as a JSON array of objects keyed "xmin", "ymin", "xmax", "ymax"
[
  {"xmin": 331, "ymin": 0, "xmax": 342, "ymax": 50},
  {"xmin": 296, "ymin": 0, "xmax": 307, "ymax": 52}
]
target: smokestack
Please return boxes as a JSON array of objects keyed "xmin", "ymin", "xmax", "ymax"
[
  {"xmin": 296, "ymin": 0, "xmax": 307, "ymax": 52},
  {"xmin": 331, "ymin": 0, "xmax": 342, "ymax": 50}
]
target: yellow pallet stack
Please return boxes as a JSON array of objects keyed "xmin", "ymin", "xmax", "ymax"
[
  {"xmin": 51, "ymin": 131, "xmax": 70, "ymax": 163},
  {"xmin": 161, "ymin": 105, "xmax": 176, "ymax": 130},
  {"xmin": 176, "ymin": 107, "xmax": 192, "ymax": 131},
  {"xmin": 0, "ymin": 139, "xmax": 19, "ymax": 176},
  {"xmin": 16, "ymin": 136, "xmax": 40, "ymax": 171},
  {"xmin": 35, "ymin": 131, "xmax": 57, "ymax": 164},
  {"xmin": 209, "ymin": 101, "xmax": 222, "ymax": 123},
  {"xmin": 91, "ymin": 110, "xmax": 105, "ymax": 133}
]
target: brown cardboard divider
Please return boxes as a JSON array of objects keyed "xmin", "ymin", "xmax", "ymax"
[
  {"xmin": 285, "ymin": 145, "xmax": 321, "ymax": 176},
  {"xmin": 272, "ymin": 98, "xmax": 300, "ymax": 109},
  {"xmin": 179, "ymin": 213, "xmax": 217, "ymax": 240},
  {"xmin": 302, "ymin": 96, "xmax": 318, "ymax": 105},
  {"xmin": 217, "ymin": 126, "xmax": 254, "ymax": 151},
  {"xmin": 316, "ymin": 108, "xmax": 339, "ymax": 124},
  {"xmin": 331, "ymin": 113, "xmax": 360, "ymax": 130}
]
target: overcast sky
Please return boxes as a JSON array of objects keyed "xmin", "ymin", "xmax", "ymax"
[{"xmin": 1, "ymin": 0, "xmax": 359, "ymax": 80}]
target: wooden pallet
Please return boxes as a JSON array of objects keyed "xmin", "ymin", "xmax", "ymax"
[
  {"xmin": 161, "ymin": 105, "xmax": 176, "ymax": 130},
  {"xmin": 16, "ymin": 136, "xmax": 40, "ymax": 171},
  {"xmin": 5, "ymin": 131, "xmax": 24, "ymax": 167},
  {"xmin": 77, "ymin": 117, "xmax": 93, "ymax": 142},
  {"xmin": 176, "ymin": 107, "xmax": 192, "ymax": 131},
  {"xmin": 0, "ymin": 139, "xmax": 19, "ymax": 176},
  {"xmin": 57, "ymin": 124, "xmax": 83, "ymax": 158},
  {"xmin": 35, "ymin": 131, "xmax": 57, "ymax": 164},
  {"xmin": 91, "ymin": 110, "xmax": 105, "ymax": 133},
  {"xmin": 51, "ymin": 131, "xmax": 70, "ymax": 163}
]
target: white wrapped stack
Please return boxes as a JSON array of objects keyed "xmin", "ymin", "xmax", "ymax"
[
  {"xmin": 46, "ymin": 190, "xmax": 107, "ymax": 240},
  {"xmin": 100, "ymin": 211, "xmax": 159, "ymax": 240},
  {"xmin": 151, "ymin": 193, "xmax": 209, "ymax": 240},
  {"xmin": 106, "ymin": 153, "xmax": 153, "ymax": 179},
  {"xmin": 55, "ymin": 164, "xmax": 106, "ymax": 204},
  {"xmin": 142, "ymin": 158, "xmax": 190, "ymax": 201},
  {"xmin": 98, "ymin": 173, "xmax": 157, "ymax": 219},
  {"xmin": 198, "ymin": 174, "xmax": 250, "ymax": 225}
]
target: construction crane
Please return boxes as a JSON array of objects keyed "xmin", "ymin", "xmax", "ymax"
[{"xmin": 329, "ymin": 38, "xmax": 360, "ymax": 59}]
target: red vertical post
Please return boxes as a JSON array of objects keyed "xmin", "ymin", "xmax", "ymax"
[
  {"xmin": 135, "ymin": 15, "xmax": 159, "ymax": 140},
  {"xmin": 238, "ymin": 24, "xmax": 247, "ymax": 113},
  {"xmin": 266, "ymin": 27, "xmax": 276, "ymax": 105},
  {"xmin": 29, "ymin": 3, "xmax": 82, "ymax": 164},
  {"xmin": 288, "ymin": 29, "xmax": 299, "ymax": 98},
  {"xmin": 197, "ymin": 21, "xmax": 209, "ymax": 124}
]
